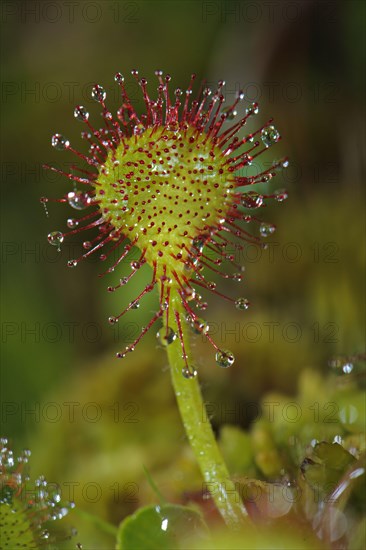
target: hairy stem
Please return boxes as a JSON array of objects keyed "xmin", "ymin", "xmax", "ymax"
[{"xmin": 164, "ymin": 291, "xmax": 248, "ymax": 528}]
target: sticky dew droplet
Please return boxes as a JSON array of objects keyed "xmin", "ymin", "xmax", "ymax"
[
  {"xmin": 133, "ymin": 123, "xmax": 145, "ymax": 136},
  {"xmin": 222, "ymin": 106, "xmax": 237, "ymax": 120},
  {"xmin": 114, "ymin": 72, "xmax": 124, "ymax": 83},
  {"xmin": 52, "ymin": 133, "xmax": 69, "ymax": 150},
  {"xmin": 67, "ymin": 218, "xmax": 78, "ymax": 229},
  {"xmin": 235, "ymin": 297, "xmax": 250, "ymax": 310},
  {"xmin": 241, "ymin": 192, "xmax": 263, "ymax": 209},
  {"xmin": 91, "ymin": 84, "xmax": 106, "ymax": 102},
  {"xmin": 216, "ymin": 349, "xmax": 235, "ymax": 368},
  {"xmin": 191, "ymin": 318, "xmax": 209, "ymax": 335},
  {"xmin": 67, "ymin": 190, "xmax": 91, "ymax": 210},
  {"xmin": 74, "ymin": 105, "xmax": 89, "ymax": 122},
  {"xmin": 157, "ymin": 327, "xmax": 176, "ymax": 346},
  {"xmin": 109, "ymin": 229, "xmax": 120, "ymax": 241},
  {"xmin": 259, "ymin": 222, "xmax": 276, "ymax": 237},
  {"xmin": 261, "ymin": 125, "xmax": 280, "ymax": 148},
  {"xmin": 47, "ymin": 231, "xmax": 63, "ymax": 251},
  {"xmin": 246, "ymin": 102, "xmax": 259, "ymax": 116},
  {"xmin": 182, "ymin": 365, "xmax": 198, "ymax": 379},
  {"xmin": 274, "ymin": 188, "xmax": 288, "ymax": 202}
]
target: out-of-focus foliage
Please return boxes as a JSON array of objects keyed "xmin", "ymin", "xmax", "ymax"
[
  {"xmin": 218, "ymin": 365, "xmax": 366, "ymax": 549},
  {"xmin": 28, "ymin": 352, "xmax": 365, "ymax": 548}
]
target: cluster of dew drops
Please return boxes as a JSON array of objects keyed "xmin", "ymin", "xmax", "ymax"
[{"xmin": 0, "ymin": 437, "xmax": 77, "ymax": 544}]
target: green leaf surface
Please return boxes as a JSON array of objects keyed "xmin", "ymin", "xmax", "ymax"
[
  {"xmin": 0, "ymin": 502, "xmax": 37, "ymax": 548},
  {"xmin": 301, "ymin": 442, "xmax": 356, "ymax": 499},
  {"xmin": 116, "ymin": 504, "xmax": 209, "ymax": 550}
]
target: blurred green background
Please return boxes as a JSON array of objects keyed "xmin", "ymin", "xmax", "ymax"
[{"xmin": 1, "ymin": 0, "xmax": 365, "ymax": 547}]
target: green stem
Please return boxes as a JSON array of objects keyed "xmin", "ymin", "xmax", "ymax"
[{"xmin": 164, "ymin": 292, "xmax": 248, "ymax": 528}]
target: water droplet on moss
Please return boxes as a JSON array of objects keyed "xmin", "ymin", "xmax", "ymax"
[
  {"xmin": 329, "ymin": 356, "xmax": 354, "ymax": 374},
  {"xmin": 342, "ymin": 362, "xmax": 353, "ymax": 374},
  {"xmin": 216, "ymin": 349, "xmax": 235, "ymax": 368}
]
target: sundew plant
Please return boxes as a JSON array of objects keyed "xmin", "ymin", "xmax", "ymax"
[
  {"xmin": 43, "ymin": 71, "xmax": 288, "ymax": 531},
  {"xmin": 14, "ymin": 68, "xmax": 362, "ymax": 550}
]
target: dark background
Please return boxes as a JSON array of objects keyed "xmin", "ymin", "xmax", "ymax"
[{"xmin": 1, "ymin": 0, "xmax": 365, "ymax": 546}]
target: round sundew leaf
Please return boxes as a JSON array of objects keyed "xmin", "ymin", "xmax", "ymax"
[
  {"xmin": 0, "ymin": 501, "xmax": 37, "ymax": 548},
  {"xmin": 116, "ymin": 504, "xmax": 209, "ymax": 550}
]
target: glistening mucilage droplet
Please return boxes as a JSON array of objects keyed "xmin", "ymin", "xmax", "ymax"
[
  {"xmin": 157, "ymin": 327, "xmax": 176, "ymax": 346},
  {"xmin": 215, "ymin": 349, "xmax": 235, "ymax": 368},
  {"xmin": 51, "ymin": 134, "xmax": 69, "ymax": 150},
  {"xmin": 67, "ymin": 191, "xmax": 91, "ymax": 210},
  {"xmin": 235, "ymin": 297, "xmax": 250, "ymax": 310},
  {"xmin": 47, "ymin": 231, "xmax": 64, "ymax": 247},
  {"xmin": 182, "ymin": 365, "xmax": 198, "ymax": 379},
  {"xmin": 261, "ymin": 125, "xmax": 280, "ymax": 148}
]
